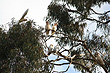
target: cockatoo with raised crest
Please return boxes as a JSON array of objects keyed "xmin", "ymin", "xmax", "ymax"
[
  {"xmin": 45, "ymin": 21, "xmax": 50, "ymax": 35},
  {"xmin": 51, "ymin": 23, "xmax": 58, "ymax": 35},
  {"xmin": 53, "ymin": 45, "xmax": 59, "ymax": 53},
  {"xmin": 48, "ymin": 44, "xmax": 53, "ymax": 55}
]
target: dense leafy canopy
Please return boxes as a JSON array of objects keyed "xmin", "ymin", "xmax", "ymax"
[{"xmin": 0, "ymin": 19, "xmax": 52, "ymax": 73}]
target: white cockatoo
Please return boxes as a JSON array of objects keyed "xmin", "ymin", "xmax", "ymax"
[
  {"xmin": 45, "ymin": 21, "xmax": 50, "ymax": 35},
  {"xmin": 48, "ymin": 44, "xmax": 53, "ymax": 55},
  {"xmin": 86, "ymin": 62, "xmax": 92, "ymax": 69},
  {"xmin": 95, "ymin": 52, "xmax": 104, "ymax": 65},
  {"xmin": 51, "ymin": 23, "xmax": 58, "ymax": 35},
  {"xmin": 53, "ymin": 45, "xmax": 59, "ymax": 53}
]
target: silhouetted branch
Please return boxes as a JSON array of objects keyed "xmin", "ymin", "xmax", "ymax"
[
  {"xmin": 90, "ymin": 8, "xmax": 110, "ymax": 15},
  {"xmin": 69, "ymin": 43, "xmax": 82, "ymax": 50},
  {"xmin": 52, "ymin": 61, "xmax": 92, "ymax": 73},
  {"xmin": 52, "ymin": 62, "xmax": 71, "ymax": 73},
  {"xmin": 68, "ymin": 9, "xmax": 110, "ymax": 24},
  {"xmin": 67, "ymin": 9, "xmax": 83, "ymax": 15}
]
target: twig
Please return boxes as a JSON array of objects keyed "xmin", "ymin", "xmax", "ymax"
[
  {"xmin": 90, "ymin": 8, "xmax": 110, "ymax": 15},
  {"xmin": 52, "ymin": 61, "xmax": 92, "ymax": 73},
  {"xmin": 69, "ymin": 43, "xmax": 82, "ymax": 50},
  {"xmin": 68, "ymin": 9, "xmax": 110, "ymax": 24}
]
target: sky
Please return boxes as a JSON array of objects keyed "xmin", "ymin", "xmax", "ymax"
[
  {"xmin": 0, "ymin": 0, "xmax": 51, "ymax": 28},
  {"xmin": 0, "ymin": 0, "xmax": 109, "ymax": 73}
]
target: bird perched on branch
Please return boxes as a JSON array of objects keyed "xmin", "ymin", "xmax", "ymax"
[
  {"xmin": 45, "ymin": 21, "xmax": 50, "ymax": 35},
  {"xmin": 48, "ymin": 44, "xmax": 53, "ymax": 55},
  {"xmin": 86, "ymin": 62, "xmax": 93, "ymax": 69},
  {"xmin": 51, "ymin": 23, "xmax": 58, "ymax": 35},
  {"xmin": 53, "ymin": 45, "xmax": 59, "ymax": 53},
  {"xmin": 95, "ymin": 52, "xmax": 104, "ymax": 65}
]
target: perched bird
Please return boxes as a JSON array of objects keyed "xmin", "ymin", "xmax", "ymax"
[
  {"xmin": 53, "ymin": 45, "xmax": 59, "ymax": 53},
  {"xmin": 86, "ymin": 62, "xmax": 93, "ymax": 69},
  {"xmin": 45, "ymin": 21, "xmax": 50, "ymax": 35},
  {"xmin": 48, "ymin": 44, "xmax": 53, "ymax": 55},
  {"xmin": 51, "ymin": 23, "xmax": 58, "ymax": 35},
  {"xmin": 95, "ymin": 52, "xmax": 104, "ymax": 65}
]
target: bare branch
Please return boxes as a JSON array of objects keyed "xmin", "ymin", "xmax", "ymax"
[
  {"xmin": 53, "ymin": 62, "xmax": 71, "ymax": 73},
  {"xmin": 60, "ymin": 49, "xmax": 69, "ymax": 53},
  {"xmin": 18, "ymin": 9, "xmax": 29, "ymax": 23},
  {"xmin": 20, "ymin": 9, "xmax": 29, "ymax": 20},
  {"xmin": 56, "ymin": 51, "xmax": 92, "ymax": 73},
  {"xmin": 90, "ymin": 8, "xmax": 110, "ymax": 15},
  {"xmin": 68, "ymin": 9, "xmax": 110, "ymax": 24},
  {"xmin": 69, "ymin": 43, "xmax": 82, "ymax": 50},
  {"xmin": 67, "ymin": 9, "xmax": 83, "ymax": 15},
  {"xmin": 49, "ymin": 58, "xmax": 64, "ymax": 63},
  {"xmin": 52, "ymin": 61, "xmax": 92, "ymax": 73},
  {"xmin": 90, "ymin": 8, "xmax": 103, "ymax": 15},
  {"xmin": 86, "ymin": 18, "xmax": 110, "ymax": 24}
]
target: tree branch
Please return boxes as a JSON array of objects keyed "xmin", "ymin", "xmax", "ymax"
[
  {"xmin": 40, "ymin": 28, "xmax": 109, "ymax": 73},
  {"xmin": 90, "ymin": 8, "xmax": 110, "ymax": 15},
  {"xmin": 74, "ymin": 57, "xmax": 95, "ymax": 62},
  {"xmin": 56, "ymin": 51, "xmax": 92, "ymax": 73},
  {"xmin": 67, "ymin": 9, "xmax": 83, "ymax": 15},
  {"xmin": 52, "ymin": 61, "xmax": 92, "ymax": 73},
  {"xmin": 49, "ymin": 58, "xmax": 64, "ymax": 63},
  {"xmin": 68, "ymin": 9, "xmax": 110, "ymax": 24},
  {"xmin": 53, "ymin": 62, "xmax": 71, "ymax": 73},
  {"xmin": 69, "ymin": 43, "xmax": 82, "ymax": 50},
  {"xmin": 86, "ymin": 18, "xmax": 110, "ymax": 24},
  {"xmin": 82, "ymin": 43, "xmax": 108, "ymax": 73}
]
